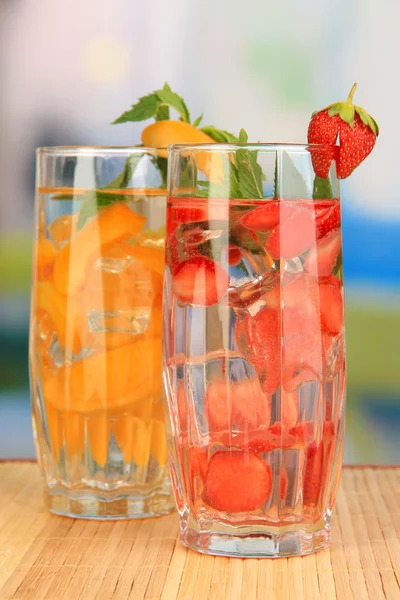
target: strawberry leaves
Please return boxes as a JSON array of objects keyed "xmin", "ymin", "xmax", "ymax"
[{"xmin": 325, "ymin": 83, "xmax": 379, "ymax": 135}]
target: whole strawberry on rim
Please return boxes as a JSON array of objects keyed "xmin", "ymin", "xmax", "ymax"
[{"xmin": 308, "ymin": 83, "xmax": 379, "ymax": 179}]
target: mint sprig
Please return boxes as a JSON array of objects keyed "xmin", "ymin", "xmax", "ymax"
[
  {"xmin": 194, "ymin": 129, "xmax": 264, "ymax": 200},
  {"xmin": 113, "ymin": 82, "xmax": 191, "ymax": 125},
  {"xmin": 201, "ymin": 126, "xmax": 238, "ymax": 143},
  {"xmin": 312, "ymin": 176, "xmax": 333, "ymax": 199},
  {"xmin": 236, "ymin": 129, "xmax": 264, "ymax": 199},
  {"xmin": 76, "ymin": 154, "xmax": 144, "ymax": 230}
]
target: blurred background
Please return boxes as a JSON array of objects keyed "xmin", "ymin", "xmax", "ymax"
[{"xmin": 0, "ymin": 0, "xmax": 399, "ymax": 463}]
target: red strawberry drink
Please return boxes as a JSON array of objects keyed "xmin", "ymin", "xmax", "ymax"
[{"xmin": 163, "ymin": 140, "xmax": 357, "ymax": 557}]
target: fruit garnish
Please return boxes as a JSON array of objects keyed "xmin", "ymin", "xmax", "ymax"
[
  {"xmin": 304, "ymin": 228, "xmax": 341, "ymax": 277},
  {"xmin": 205, "ymin": 377, "xmax": 270, "ymax": 433},
  {"xmin": 308, "ymin": 83, "xmax": 379, "ymax": 179},
  {"xmin": 239, "ymin": 422, "xmax": 296, "ymax": 453},
  {"xmin": 239, "ymin": 200, "xmax": 283, "ymax": 232},
  {"xmin": 318, "ymin": 278, "xmax": 343, "ymax": 335},
  {"xmin": 265, "ymin": 207, "xmax": 316, "ymax": 260},
  {"xmin": 303, "ymin": 441, "xmax": 324, "ymax": 506},
  {"xmin": 226, "ymin": 243, "xmax": 242, "ymax": 266},
  {"xmin": 203, "ymin": 451, "xmax": 272, "ymax": 512},
  {"xmin": 314, "ymin": 202, "xmax": 341, "ymax": 238},
  {"xmin": 171, "ymin": 256, "xmax": 229, "ymax": 306},
  {"xmin": 235, "ymin": 305, "xmax": 281, "ymax": 395},
  {"xmin": 70, "ymin": 83, "xmax": 242, "ymax": 229}
]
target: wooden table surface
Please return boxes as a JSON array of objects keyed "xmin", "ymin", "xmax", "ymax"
[{"xmin": 0, "ymin": 462, "xmax": 399, "ymax": 599}]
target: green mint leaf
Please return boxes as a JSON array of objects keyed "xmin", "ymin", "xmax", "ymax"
[
  {"xmin": 103, "ymin": 154, "xmax": 143, "ymax": 190},
  {"xmin": 112, "ymin": 93, "xmax": 159, "ymax": 124},
  {"xmin": 155, "ymin": 88, "xmax": 191, "ymax": 123},
  {"xmin": 76, "ymin": 190, "xmax": 131, "ymax": 231},
  {"xmin": 313, "ymin": 175, "xmax": 333, "ymax": 199},
  {"xmin": 236, "ymin": 133, "xmax": 264, "ymax": 199},
  {"xmin": 238, "ymin": 128, "xmax": 248, "ymax": 143},
  {"xmin": 193, "ymin": 114, "xmax": 204, "ymax": 127},
  {"xmin": 273, "ymin": 154, "xmax": 278, "ymax": 198},
  {"xmin": 194, "ymin": 131, "xmax": 264, "ymax": 200},
  {"xmin": 228, "ymin": 162, "xmax": 241, "ymax": 198},
  {"xmin": 77, "ymin": 155, "xmax": 144, "ymax": 229},
  {"xmin": 194, "ymin": 187, "xmax": 211, "ymax": 198},
  {"xmin": 152, "ymin": 156, "xmax": 168, "ymax": 188},
  {"xmin": 200, "ymin": 126, "xmax": 238, "ymax": 143},
  {"xmin": 155, "ymin": 104, "xmax": 170, "ymax": 121},
  {"xmin": 192, "ymin": 162, "xmax": 241, "ymax": 199}
]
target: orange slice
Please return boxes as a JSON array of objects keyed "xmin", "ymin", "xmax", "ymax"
[
  {"xmin": 35, "ymin": 238, "xmax": 57, "ymax": 282},
  {"xmin": 48, "ymin": 213, "xmax": 77, "ymax": 246},
  {"xmin": 35, "ymin": 282, "xmax": 88, "ymax": 356},
  {"xmin": 68, "ymin": 337, "xmax": 162, "ymax": 413},
  {"xmin": 141, "ymin": 121, "xmax": 223, "ymax": 182},
  {"xmin": 119, "ymin": 243, "xmax": 165, "ymax": 278},
  {"xmin": 53, "ymin": 202, "xmax": 146, "ymax": 295}
]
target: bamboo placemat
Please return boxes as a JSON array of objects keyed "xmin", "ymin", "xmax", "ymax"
[{"xmin": 0, "ymin": 463, "xmax": 399, "ymax": 599}]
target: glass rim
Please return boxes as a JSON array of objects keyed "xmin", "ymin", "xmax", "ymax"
[
  {"xmin": 169, "ymin": 142, "xmax": 336, "ymax": 153},
  {"xmin": 36, "ymin": 145, "xmax": 168, "ymax": 156}
]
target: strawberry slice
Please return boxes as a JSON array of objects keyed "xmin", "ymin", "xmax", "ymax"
[
  {"xmin": 319, "ymin": 274, "xmax": 341, "ymax": 289},
  {"xmin": 169, "ymin": 197, "xmax": 230, "ymax": 225},
  {"xmin": 205, "ymin": 377, "xmax": 270, "ymax": 433},
  {"xmin": 239, "ymin": 422, "xmax": 296, "ymax": 453},
  {"xmin": 205, "ymin": 378, "xmax": 234, "ymax": 432},
  {"xmin": 289, "ymin": 421, "xmax": 314, "ymax": 446},
  {"xmin": 266, "ymin": 207, "xmax": 316, "ymax": 260},
  {"xmin": 315, "ymin": 203, "xmax": 341, "ymax": 239},
  {"xmin": 204, "ymin": 451, "xmax": 272, "ymax": 512},
  {"xmin": 303, "ymin": 441, "xmax": 324, "ymax": 506},
  {"xmin": 323, "ymin": 420, "xmax": 336, "ymax": 440},
  {"xmin": 227, "ymin": 243, "xmax": 242, "ymax": 266},
  {"xmin": 304, "ymin": 229, "xmax": 341, "ymax": 277},
  {"xmin": 282, "ymin": 315, "xmax": 322, "ymax": 393},
  {"xmin": 283, "ymin": 274, "xmax": 319, "ymax": 322},
  {"xmin": 262, "ymin": 284, "xmax": 280, "ymax": 310},
  {"xmin": 236, "ymin": 306, "xmax": 281, "ymax": 395},
  {"xmin": 171, "ymin": 257, "xmax": 229, "ymax": 306},
  {"xmin": 240, "ymin": 200, "xmax": 287, "ymax": 232},
  {"xmin": 319, "ymin": 280, "xmax": 343, "ymax": 335}
]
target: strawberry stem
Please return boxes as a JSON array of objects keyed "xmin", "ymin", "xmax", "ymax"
[{"xmin": 346, "ymin": 82, "xmax": 357, "ymax": 104}]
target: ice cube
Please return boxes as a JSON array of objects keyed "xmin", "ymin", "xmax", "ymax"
[{"xmin": 227, "ymin": 249, "xmax": 278, "ymax": 309}]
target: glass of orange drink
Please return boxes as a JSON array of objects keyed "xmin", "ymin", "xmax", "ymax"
[{"xmin": 30, "ymin": 147, "xmax": 175, "ymax": 518}]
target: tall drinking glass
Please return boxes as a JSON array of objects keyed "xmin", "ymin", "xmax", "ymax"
[
  {"xmin": 163, "ymin": 143, "xmax": 346, "ymax": 557},
  {"xmin": 31, "ymin": 147, "xmax": 175, "ymax": 519}
]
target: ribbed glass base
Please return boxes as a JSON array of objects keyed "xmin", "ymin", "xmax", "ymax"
[
  {"xmin": 179, "ymin": 516, "xmax": 331, "ymax": 558},
  {"xmin": 46, "ymin": 483, "xmax": 175, "ymax": 520}
]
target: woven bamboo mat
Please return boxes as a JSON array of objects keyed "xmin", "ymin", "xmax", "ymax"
[{"xmin": 0, "ymin": 463, "xmax": 399, "ymax": 599}]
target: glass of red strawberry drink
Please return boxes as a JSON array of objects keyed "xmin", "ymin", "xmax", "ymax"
[{"xmin": 163, "ymin": 142, "xmax": 346, "ymax": 557}]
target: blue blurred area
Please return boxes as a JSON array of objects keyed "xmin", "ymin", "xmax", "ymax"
[
  {"xmin": 1, "ymin": 0, "xmax": 399, "ymax": 463},
  {"xmin": 343, "ymin": 208, "xmax": 400, "ymax": 290}
]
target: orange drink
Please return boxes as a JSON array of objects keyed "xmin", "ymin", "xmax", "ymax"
[{"xmin": 30, "ymin": 147, "xmax": 174, "ymax": 518}]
